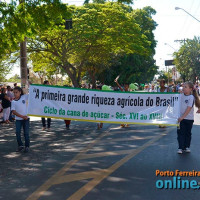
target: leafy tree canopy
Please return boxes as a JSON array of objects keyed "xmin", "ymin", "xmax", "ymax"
[{"xmin": 174, "ymin": 37, "xmax": 200, "ymax": 83}]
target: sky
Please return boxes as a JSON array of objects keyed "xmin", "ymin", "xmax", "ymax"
[{"xmin": 5, "ymin": 0, "xmax": 200, "ymax": 77}]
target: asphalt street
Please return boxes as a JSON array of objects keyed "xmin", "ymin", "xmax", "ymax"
[{"xmin": 0, "ymin": 111, "xmax": 200, "ymax": 200}]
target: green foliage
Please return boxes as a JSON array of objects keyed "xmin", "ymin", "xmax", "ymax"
[
  {"xmin": 174, "ymin": 37, "xmax": 200, "ymax": 83},
  {"xmin": 95, "ymin": 6, "xmax": 158, "ymax": 86},
  {"xmin": 0, "ymin": 55, "xmax": 12, "ymax": 82},
  {"xmin": 84, "ymin": 0, "xmax": 133, "ymax": 5},
  {"xmin": 157, "ymin": 70, "xmax": 172, "ymax": 83},
  {"xmin": 27, "ymin": 2, "xmax": 153, "ymax": 87},
  {"xmin": 6, "ymin": 74, "xmax": 20, "ymax": 83},
  {"xmin": 1, "ymin": 2, "xmax": 157, "ymax": 87},
  {"xmin": 0, "ymin": 0, "xmax": 71, "ymax": 56}
]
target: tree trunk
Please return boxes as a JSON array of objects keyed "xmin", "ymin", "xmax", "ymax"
[
  {"xmin": 88, "ymin": 68, "xmax": 96, "ymax": 89},
  {"xmin": 62, "ymin": 64, "xmax": 80, "ymax": 88}
]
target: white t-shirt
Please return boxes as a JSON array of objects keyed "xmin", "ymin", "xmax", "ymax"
[
  {"xmin": 149, "ymin": 89, "xmax": 157, "ymax": 92},
  {"xmin": 11, "ymin": 94, "xmax": 29, "ymax": 120},
  {"xmin": 180, "ymin": 94, "xmax": 194, "ymax": 120}
]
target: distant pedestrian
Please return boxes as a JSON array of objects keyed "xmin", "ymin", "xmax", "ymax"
[
  {"xmin": 11, "ymin": 87, "xmax": 30, "ymax": 153},
  {"xmin": 157, "ymin": 80, "xmax": 168, "ymax": 128},
  {"xmin": 115, "ymin": 80, "xmax": 130, "ymax": 92},
  {"xmin": 177, "ymin": 82, "xmax": 200, "ymax": 154},
  {"xmin": 1, "ymin": 88, "xmax": 11, "ymax": 124},
  {"xmin": 157, "ymin": 79, "xmax": 169, "ymax": 92},
  {"xmin": 7, "ymin": 86, "xmax": 15, "ymax": 122},
  {"xmin": 149, "ymin": 85, "xmax": 157, "ymax": 92},
  {"xmin": 41, "ymin": 80, "xmax": 51, "ymax": 131}
]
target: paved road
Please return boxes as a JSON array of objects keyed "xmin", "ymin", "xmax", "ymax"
[{"xmin": 1, "ymin": 114, "xmax": 200, "ymax": 200}]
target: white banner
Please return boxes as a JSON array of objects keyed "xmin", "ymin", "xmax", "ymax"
[{"xmin": 28, "ymin": 85, "xmax": 180, "ymax": 126}]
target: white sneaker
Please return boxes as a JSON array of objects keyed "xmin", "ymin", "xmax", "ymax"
[
  {"xmin": 185, "ymin": 148, "xmax": 191, "ymax": 153},
  {"xmin": 177, "ymin": 149, "xmax": 183, "ymax": 154}
]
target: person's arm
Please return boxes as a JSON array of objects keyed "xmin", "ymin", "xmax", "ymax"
[
  {"xmin": 12, "ymin": 110, "xmax": 28, "ymax": 120},
  {"xmin": 4, "ymin": 94, "xmax": 10, "ymax": 101},
  {"xmin": 114, "ymin": 80, "xmax": 123, "ymax": 91},
  {"xmin": 196, "ymin": 109, "xmax": 200, "ymax": 113},
  {"xmin": 178, "ymin": 106, "xmax": 192, "ymax": 122}
]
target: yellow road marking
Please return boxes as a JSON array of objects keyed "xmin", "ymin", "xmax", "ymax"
[
  {"xmin": 99, "ymin": 135, "xmax": 154, "ymax": 143},
  {"xmin": 26, "ymin": 126, "xmax": 112, "ymax": 200},
  {"xmin": 26, "ymin": 126, "xmax": 169, "ymax": 200},
  {"xmin": 53, "ymin": 169, "xmax": 104, "ymax": 185},
  {"xmin": 79, "ymin": 149, "xmax": 136, "ymax": 160},
  {"xmin": 66, "ymin": 131, "xmax": 167, "ymax": 200}
]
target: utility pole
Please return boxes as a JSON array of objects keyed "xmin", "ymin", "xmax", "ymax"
[{"xmin": 20, "ymin": 0, "xmax": 28, "ymax": 90}]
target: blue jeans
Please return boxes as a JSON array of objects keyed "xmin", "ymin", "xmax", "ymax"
[{"xmin": 16, "ymin": 119, "xmax": 30, "ymax": 147}]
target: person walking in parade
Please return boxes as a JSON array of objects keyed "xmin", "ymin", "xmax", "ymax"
[
  {"xmin": 11, "ymin": 87, "xmax": 30, "ymax": 153},
  {"xmin": 114, "ymin": 77, "xmax": 129, "ymax": 128},
  {"xmin": 177, "ymin": 82, "xmax": 200, "ymax": 154},
  {"xmin": 41, "ymin": 80, "xmax": 51, "ymax": 131},
  {"xmin": 157, "ymin": 79, "xmax": 169, "ymax": 92},
  {"xmin": 158, "ymin": 79, "xmax": 169, "ymax": 128},
  {"xmin": 1, "ymin": 88, "xmax": 11, "ymax": 124}
]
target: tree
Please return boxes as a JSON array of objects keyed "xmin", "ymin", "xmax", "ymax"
[
  {"xmin": 0, "ymin": 0, "xmax": 71, "ymax": 62},
  {"xmin": 1, "ymin": 2, "xmax": 156, "ymax": 87},
  {"xmin": 28, "ymin": 2, "xmax": 152, "ymax": 87},
  {"xmin": 174, "ymin": 37, "xmax": 200, "ymax": 83},
  {"xmin": 84, "ymin": 0, "xmax": 133, "ymax": 5},
  {"xmin": 94, "ymin": 6, "xmax": 158, "ymax": 86},
  {"xmin": 7, "ymin": 74, "xmax": 20, "ymax": 83},
  {"xmin": 0, "ymin": 54, "xmax": 12, "ymax": 82},
  {"xmin": 0, "ymin": 62, "xmax": 11, "ymax": 82},
  {"xmin": 157, "ymin": 69, "xmax": 172, "ymax": 83}
]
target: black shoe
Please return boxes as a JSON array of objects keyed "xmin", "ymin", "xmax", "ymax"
[
  {"xmin": 24, "ymin": 147, "xmax": 29, "ymax": 153},
  {"xmin": 16, "ymin": 146, "xmax": 24, "ymax": 152}
]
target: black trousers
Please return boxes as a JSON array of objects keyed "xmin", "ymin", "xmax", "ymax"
[
  {"xmin": 177, "ymin": 119, "xmax": 194, "ymax": 150},
  {"xmin": 42, "ymin": 118, "xmax": 51, "ymax": 128}
]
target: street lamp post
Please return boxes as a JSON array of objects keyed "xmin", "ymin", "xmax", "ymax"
[
  {"xmin": 164, "ymin": 43, "xmax": 176, "ymax": 85},
  {"xmin": 175, "ymin": 7, "xmax": 200, "ymax": 23},
  {"xmin": 164, "ymin": 43, "xmax": 176, "ymax": 51}
]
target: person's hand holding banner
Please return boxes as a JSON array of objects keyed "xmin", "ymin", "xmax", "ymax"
[{"xmin": 114, "ymin": 75, "xmax": 120, "ymax": 83}]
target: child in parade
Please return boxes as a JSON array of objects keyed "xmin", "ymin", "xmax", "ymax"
[
  {"xmin": 177, "ymin": 82, "xmax": 200, "ymax": 154},
  {"xmin": 11, "ymin": 87, "xmax": 30, "ymax": 153}
]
